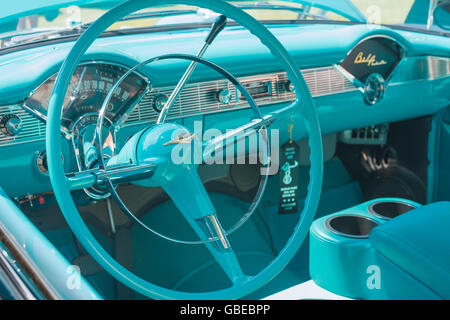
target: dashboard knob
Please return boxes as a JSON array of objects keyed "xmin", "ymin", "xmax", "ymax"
[
  {"xmin": 36, "ymin": 151, "xmax": 64, "ymax": 174},
  {"xmin": 363, "ymin": 73, "xmax": 385, "ymax": 105},
  {"xmin": 216, "ymin": 89, "xmax": 232, "ymax": 104},
  {"xmin": 153, "ymin": 94, "xmax": 168, "ymax": 113},
  {"xmin": 286, "ymin": 81, "xmax": 295, "ymax": 93},
  {"xmin": 37, "ymin": 151, "xmax": 49, "ymax": 173},
  {"xmin": 0, "ymin": 114, "xmax": 23, "ymax": 136}
]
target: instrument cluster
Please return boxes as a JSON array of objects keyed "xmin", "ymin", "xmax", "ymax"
[
  {"xmin": 19, "ymin": 62, "xmax": 150, "ymax": 198},
  {"xmin": 23, "ymin": 62, "xmax": 149, "ymax": 133}
]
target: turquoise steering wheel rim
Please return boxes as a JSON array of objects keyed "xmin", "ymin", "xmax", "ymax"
[{"xmin": 46, "ymin": 0, "xmax": 324, "ymax": 300}]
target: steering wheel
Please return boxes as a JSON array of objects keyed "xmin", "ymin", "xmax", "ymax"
[{"xmin": 46, "ymin": 0, "xmax": 324, "ymax": 300}]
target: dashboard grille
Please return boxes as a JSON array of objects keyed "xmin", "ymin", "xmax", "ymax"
[
  {"xmin": 124, "ymin": 66, "xmax": 355, "ymax": 125},
  {"xmin": 0, "ymin": 105, "xmax": 45, "ymax": 147},
  {"xmin": 0, "ymin": 65, "xmax": 355, "ymax": 147}
]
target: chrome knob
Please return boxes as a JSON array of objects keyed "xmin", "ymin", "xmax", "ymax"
[
  {"xmin": 363, "ymin": 73, "xmax": 385, "ymax": 105},
  {"xmin": 36, "ymin": 150, "xmax": 64, "ymax": 174},
  {"xmin": 217, "ymin": 89, "xmax": 232, "ymax": 104},
  {"xmin": 0, "ymin": 114, "xmax": 22, "ymax": 136},
  {"xmin": 286, "ymin": 81, "xmax": 295, "ymax": 93},
  {"xmin": 37, "ymin": 151, "xmax": 49, "ymax": 173},
  {"xmin": 153, "ymin": 94, "xmax": 168, "ymax": 113}
]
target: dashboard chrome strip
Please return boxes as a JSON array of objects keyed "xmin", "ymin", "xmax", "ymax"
[
  {"xmin": 0, "ymin": 105, "xmax": 46, "ymax": 147},
  {"xmin": 389, "ymin": 56, "xmax": 450, "ymax": 83},
  {"xmin": 124, "ymin": 65, "xmax": 357, "ymax": 125},
  {"xmin": 1, "ymin": 56, "xmax": 449, "ymax": 147}
]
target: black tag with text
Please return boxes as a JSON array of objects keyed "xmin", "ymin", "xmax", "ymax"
[{"xmin": 278, "ymin": 141, "xmax": 300, "ymax": 214}]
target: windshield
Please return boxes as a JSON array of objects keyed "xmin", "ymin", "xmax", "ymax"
[{"xmin": 0, "ymin": 0, "xmax": 446, "ymax": 50}]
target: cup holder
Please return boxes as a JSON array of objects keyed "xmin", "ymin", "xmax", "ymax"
[
  {"xmin": 325, "ymin": 215, "xmax": 379, "ymax": 238},
  {"xmin": 368, "ymin": 201, "xmax": 417, "ymax": 219}
]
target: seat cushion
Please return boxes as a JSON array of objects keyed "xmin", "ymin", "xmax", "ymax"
[{"xmin": 369, "ymin": 201, "xmax": 450, "ymax": 299}]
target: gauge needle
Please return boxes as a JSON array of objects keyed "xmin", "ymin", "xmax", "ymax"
[{"xmin": 64, "ymin": 66, "xmax": 87, "ymax": 112}]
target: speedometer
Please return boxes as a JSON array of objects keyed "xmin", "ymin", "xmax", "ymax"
[
  {"xmin": 23, "ymin": 62, "xmax": 149, "ymax": 131},
  {"xmin": 22, "ymin": 62, "xmax": 149, "ymax": 200}
]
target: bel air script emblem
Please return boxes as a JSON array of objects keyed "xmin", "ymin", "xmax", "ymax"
[{"xmin": 354, "ymin": 52, "xmax": 387, "ymax": 67}]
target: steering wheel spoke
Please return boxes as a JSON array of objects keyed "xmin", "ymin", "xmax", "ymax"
[
  {"xmin": 192, "ymin": 214, "xmax": 249, "ymax": 284},
  {"xmin": 202, "ymin": 101, "xmax": 300, "ymax": 166},
  {"xmin": 202, "ymin": 114, "xmax": 274, "ymax": 163},
  {"xmin": 65, "ymin": 163, "xmax": 157, "ymax": 191},
  {"xmin": 160, "ymin": 167, "xmax": 248, "ymax": 284}
]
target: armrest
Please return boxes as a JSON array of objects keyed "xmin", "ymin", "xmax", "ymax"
[
  {"xmin": 0, "ymin": 187, "xmax": 101, "ymax": 300},
  {"xmin": 370, "ymin": 201, "xmax": 450, "ymax": 299}
]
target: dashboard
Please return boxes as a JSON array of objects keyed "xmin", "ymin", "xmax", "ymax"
[{"xmin": 0, "ymin": 23, "xmax": 449, "ymax": 198}]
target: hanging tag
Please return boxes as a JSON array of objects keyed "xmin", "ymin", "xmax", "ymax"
[{"xmin": 279, "ymin": 117, "xmax": 300, "ymax": 214}]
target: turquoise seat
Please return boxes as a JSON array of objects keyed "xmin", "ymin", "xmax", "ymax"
[{"xmin": 370, "ymin": 202, "xmax": 450, "ymax": 299}]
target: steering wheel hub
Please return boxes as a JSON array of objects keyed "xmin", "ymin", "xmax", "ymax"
[{"xmin": 109, "ymin": 123, "xmax": 196, "ymax": 185}]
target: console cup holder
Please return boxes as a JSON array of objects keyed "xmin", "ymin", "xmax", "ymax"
[
  {"xmin": 368, "ymin": 201, "xmax": 417, "ymax": 219},
  {"xmin": 325, "ymin": 215, "xmax": 379, "ymax": 238}
]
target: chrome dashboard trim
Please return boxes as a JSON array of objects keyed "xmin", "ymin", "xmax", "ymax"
[
  {"xmin": 389, "ymin": 55, "xmax": 450, "ymax": 84},
  {"xmin": 21, "ymin": 103, "xmax": 72, "ymax": 138},
  {"xmin": 333, "ymin": 64, "xmax": 364, "ymax": 91},
  {"xmin": 123, "ymin": 65, "xmax": 357, "ymax": 126},
  {"xmin": 1, "ymin": 55, "xmax": 449, "ymax": 147}
]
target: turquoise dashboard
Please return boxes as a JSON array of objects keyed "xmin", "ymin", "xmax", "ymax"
[{"xmin": 0, "ymin": 23, "xmax": 449, "ymax": 198}]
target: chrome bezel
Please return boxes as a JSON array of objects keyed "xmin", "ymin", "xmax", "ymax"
[
  {"xmin": 334, "ymin": 34, "xmax": 408, "ymax": 96},
  {"xmin": 36, "ymin": 150, "xmax": 64, "ymax": 175},
  {"xmin": 71, "ymin": 112, "xmax": 116, "ymax": 200},
  {"xmin": 363, "ymin": 73, "xmax": 386, "ymax": 105},
  {"xmin": 21, "ymin": 60, "xmax": 150, "ymax": 200},
  {"xmin": 368, "ymin": 200, "xmax": 417, "ymax": 220},
  {"xmin": 325, "ymin": 214, "xmax": 380, "ymax": 239},
  {"xmin": 0, "ymin": 113, "xmax": 23, "ymax": 136},
  {"xmin": 339, "ymin": 34, "xmax": 408, "ymax": 67},
  {"xmin": 20, "ymin": 60, "xmax": 151, "ymax": 136},
  {"xmin": 217, "ymin": 88, "xmax": 232, "ymax": 104},
  {"xmin": 152, "ymin": 94, "xmax": 168, "ymax": 113}
]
